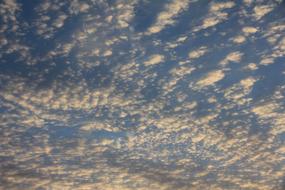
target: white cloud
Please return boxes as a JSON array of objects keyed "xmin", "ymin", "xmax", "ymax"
[
  {"xmin": 52, "ymin": 14, "xmax": 68, "ymax": 28},
  {"xmin": 188, "ymin": 46, "xmax": 208, "ymax": 59},
  {"xmin": 1, "ymin": 1, "xmax": 285, "ymax": 189},
  {"xmin": 194, "ymin": 2, "xmax": 235, "ymax": 31},
  {"xmin": 146, "ymin": 0, "xmax": 190, "ymax": 34},
  {"xmin": 242, "ymin": 26, "xmax": 258, "ymax": 35},
  {"xmin": 114, "ymin": 1, "xmax": 138, "ymax": 29},
  {"xmin": 144, "ymin": 54, "xmax": 164, "ymax": 66},
  {"xmin": 103, "ymin": 50, "xmax": 113, "ymax": 57},
  {"xmin": 80, "ymin": 122, "xmax": 115, "ymax": 132},
  {"xmin": 220, "ymin": 51, "xmax": 243, "ymax": 66},
  {"xmin": 210, "ymin": 2, "xmax": 235, "ymax": 12},
  {"xmin": 244, "ymin": 63, "xmax": 258, "ymax": 70},
  {"xmin": 196, "ymin": 70, "xmax": 225, "ymax": 88},
  {"xmin": 253, "ymin": 5, "xmax": 274, "ymax": 20},
  {"xmin": 231, "ymin": 35, "xmax": 246, "ymax": 44}
]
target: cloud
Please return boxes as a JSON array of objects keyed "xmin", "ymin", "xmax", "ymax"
[
  {"xmin": 231, "ymin": 35, "xmax": 246, "ymax": 44},
  {"xmin": 69, "ymin": 0, "xmax": 90, "ymax": 14},
  {"xmin": 194, "ymin": 2, "xmax": 235, "ymax": 31},
  {"xmin": 260, "ymin": 57, "xmax": 274, "ymax": 65},
  {"xmin": 201, "ymin": 14, "xmax": 225, "ymax": 29},
  {"xmin": 243, "ymin": 63, "xmax": 258, "ymax": 70},
  {"xmin": 165, "ymin": 36, "xmax": 188, "ymax": 49},
  {"xmin": 103, "ymin": 50, "xmax": 113, "ymax": 57},
  {"xmin": 146, "ymin": 0, "xmax": 190, "ymax": 34},
  {"xmin": 253, "ymin": 5, "xmax": 274, "ymax": 20},
  {"xmin": 220, "ymin": 51, "xmax": 243, "ymax": 66},
  {"xmin": 210, "ymin": 2, "xmax": 235, "ymax": 12},
  {"xmin": 252, "ymin": 102, "xmax": 278, "ymax": 117},
  {"xmin": 196, "ymin": 70, "xmax": 225, "ymax": 88},
  {"xmin": 188, "ymin": 46, "xmax": 208, "ymax": 59},
  {"xmin": 224, "ymin": 77, "xmax": 257, "ymax": 106},
  {"xmin": 80, "ymin": 122, "xmax": 116, "ymax": 132},
  {"xmin": 1, "ymin": 0, "xmax": 285, "ymax": 189},
  {"xmin": 242, "ymin": 26, "xmax": 258, "ymax": 35},
  {"xmin": 240, "ymin": 77, "xmax": 257, "ymax": 90},
  {"xmin": 115, "ymin": 2, "xmax": 137, "ymax": 29},
  {"xmin": 144, "ymin": 54, "xmax": 165, "ymax": 66},
  {"xmin": 52, "ymin": 14, "xmax": 68, "ymax": 28}
]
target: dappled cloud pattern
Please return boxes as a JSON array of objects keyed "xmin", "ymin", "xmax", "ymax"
[{"xmin": 0, "ymin": 0, "xmax": 285, "ymax": 189}]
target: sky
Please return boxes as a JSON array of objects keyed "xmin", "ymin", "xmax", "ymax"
[{"xmin": 0, "ymin": 0, "xmax": 285, "ymax": 189}]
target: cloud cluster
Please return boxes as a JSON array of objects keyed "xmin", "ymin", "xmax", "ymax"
[
  {"xmin": 0, "ymin": 0, "xmax": 285, "ymax": 189},
  {"xmin": 146, "ymin": 0, "xmax": 190, "ymax": 35}
]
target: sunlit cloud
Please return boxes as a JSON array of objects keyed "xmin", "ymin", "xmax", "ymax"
[{"xmin": 0, "ymin": 0, "xmax": 285, "ymax": 189}]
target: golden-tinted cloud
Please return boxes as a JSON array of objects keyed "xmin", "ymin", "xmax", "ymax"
[{"xmin": 0, "ymin": 0, "xmax": 285, "ymax": 189}]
